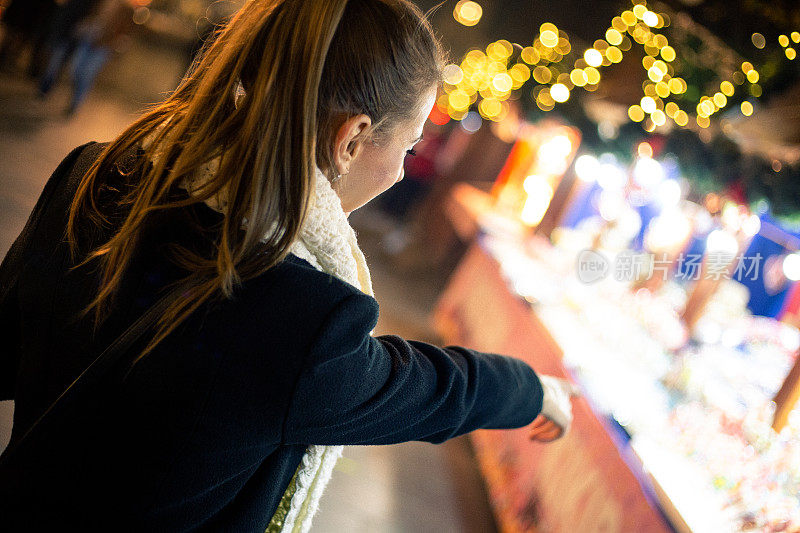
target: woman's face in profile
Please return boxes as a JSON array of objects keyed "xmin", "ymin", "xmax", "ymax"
[{"xmin": 333, "ymin": 87, "xmax": 437, "ymax": 213}]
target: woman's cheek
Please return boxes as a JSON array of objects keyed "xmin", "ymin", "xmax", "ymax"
[{"xmin": 380, "ymin": 160, "xmax": 401, "ymax": 189}]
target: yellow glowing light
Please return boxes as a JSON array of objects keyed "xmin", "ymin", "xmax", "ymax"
[
  {"xmin": 509, "ymin": 63, "xmax": 530, "ymax": 84},
  {"xmin": 700, "ymin": 100, "xmax": 715, "ymax": 116},
  {"xmin": 540, "ymin": 23, "xmax": 559, "ymax": 48},
  {"xmin": 633, "ymin": 4, "xmax": 647, "ymax": 19},
  {"xmin": 741, "ymin": 101, "xmax": 753, "ymax": 116},
  {"xmin": 612, "ymin": 17, "xmax": 627, "ymax": 32},
  {"xmin": 487, "ymin": 60, "xmax": 506, "ymax": 77},
  {"xmin": 605, "ymin": 46, "xmax": 623, "ymax": 63},
  {"xmin": 532, "ymin": 66, "xmax": 552, "ymax": 84},
  {"xmin": 471, "ymin": 72, "xmax": 491, "ymax": 91},
  {"xmin": 643, "ymin": 83, "xmax": 656, "ymax": 97},
  {"xmin": 449, "ymin": 108, "xmax": 468, "ymax": 121},
  {"xmin": 550, "ymin": 83, "xmax": 570, "ymax": 103},
  {"xmin": 647, "ymin": 67, "xmax": 664, "ymax": 82},
  {"xmin": 448, "ymin": 91, "xmax": 471, "ymax": 111},
  {"xmin": 660, "ymin": 46, "xmax": 675, "ymax": 62},
  {"xmin": 633, "ymin": 28, "xmax": 650, "ymax": 44},
  {"xmin": 621, "ymin": 10, "xmax": 637, "ymax": 26},
  {"xmin": 655, "ymin": 81, "xmax": 670, "ymax": 98},
  {"xmin": 652, "ymin": 34, "xmax": 667, "ymax": 48},
  {"xmin": 720, "ymin": 81, "xmax": 734, "ymax": 96},
  {"xmin": 584, "ymin": 49, "xmax": 603, "ymax": 67},
  {"xmin": 665, "ymin": 102, "xmax": 678, "ymax": 117},
  {"xmin": 641, "ymin": 96, "xmax": 657, "ymax": 114},
  {"xmin": 557, "ymin": 38, "xmax": 572, "ymax": 55},
  {"xmin": 537, "ymin": 88, "xmax": 555, "ymax": 106},
  {"xmin": 779, "ymin": 35, "xmax": 790, "ymax": 47},
  {"xmin": 536, "ymin": 101, "xmax": 554, "ymax": 112},
  {"xmin": 459, "ymin": 83, "xmax": 477, "ymax": 97},
  {"xmin": 741, "ymin": 61, "xmax": 754, "ymax": 73},
  {"xmin": 495, "ymin": 101, "xmax": 510, "ymax": 122},
  {"xmin": 713, "ymin": 92, "xmax": 727, "ymax": 108},
  {"xmin": 487, "ymin": 41, "xmax": 512, "ymax": 61},
  {"xmin": 695, "ymin": 104, "xmax": 707, "ymax": 118},
  {"xmin": 786, "ymin": 48, "xmax": 796, "ymax": 60},
  {"xmin": 697, "ymin": 115, "xmax": 710, "ymax": 128},
  {"xmin": 752, "ymin": 33, "xmax": 766, "ymax": 49},
  {"xmin": 644, "ymin": 119, "xmax": 656, "ymax": 132},
  {"xmin": 478, "ymin": 97, "xmax": 501, "ymax": 118},
  {"xmin": 638, "ymin": 142, "xmax": 653, "ymax": 158},
  {"xmin": 454, "ymin": 0, "xmax": 482, "ymax": 27},
  {"xmin": 674, "ymin": 110, "xmax": 688, "ymax": 126},
  {"xmin": 491, "ymin": 73, "xmax": 513, "ymax": 93},
  {"xmin": 628, "ymin": 104, "xmax": 645, "ymax": 122},
  {"xmin": 443, "ymin": 64, "xmax": 464, "ymax": 85},
  {"xmin": 792, "ymin": 32, "xmax": 800, "ymax": 43},
  {"xmin": 584, "ymin": 67, "xmax": 601, "ymax": 84},
  {"xmin": 570, "ymin": 69, "xmax": 588, "ymax": 86},
  {"xmin": 668, "ymin": 77, "xmax": 686, "ymax": 94},
  {"xmin": 642, "ymin": 56, "xmax": 656, "ymax": 70},
  {"xmin": 652, "ymin": 60, "xmax": 667, "ymax": 74},
  {"xmin": 606, "ymin": 28, "xmax": 623, "ymax": 45},
  {"xmin": 521, "ymin": 47, "xmax": 539, "ymax": 65},
  {"xmin": 540, "ymin": 31, "xmax": 559, "ymax": 48},
  {"xmin": 642, "ymin": 11, "xmax": 659, "ymax": 27},
  {"xmin": 746, "ymin": 70, "xmax": 759, "ymax": 83},
  {"xmin": 464, "ymin": 50, "xmax": 486, "ymax": 68},
  {"xmin": 651, "ymin": 109, "xmax": 666, "ymax": 126}
]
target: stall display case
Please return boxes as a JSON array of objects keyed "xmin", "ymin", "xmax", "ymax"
[{"xmin": 434, "ymin": 197, "xmax": 800, "ymax": 533}]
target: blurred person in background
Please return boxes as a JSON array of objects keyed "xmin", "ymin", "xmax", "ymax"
[
  {"xmin": 0, "ymin": 0, "xmax": 58, "ymax": 74},
  {"xmin": 38, "ymin": 0, "xmax": 134, "ymax": 115},
  {"xmin": 0, "ymin": 0, "xmax": 576, "ymax": 530}
]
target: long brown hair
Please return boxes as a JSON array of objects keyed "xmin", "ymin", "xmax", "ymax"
[{"xmin": 66, "ymin": 0, "xmax": 445, "ymax": 360}]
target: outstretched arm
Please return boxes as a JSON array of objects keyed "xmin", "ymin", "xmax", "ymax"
[{"xmin": 282, "ymin": 292, "xmax": 545, "ymax": 446}]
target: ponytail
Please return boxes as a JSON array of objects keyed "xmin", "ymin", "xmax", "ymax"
[{"xmin": 66, "ymin": 0, "xmax": 444, "ymax": 361}]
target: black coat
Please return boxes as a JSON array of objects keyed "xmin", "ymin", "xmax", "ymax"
[{"xmin": 0, "ymin": 142, "xmax": 544, "ymax": 531}]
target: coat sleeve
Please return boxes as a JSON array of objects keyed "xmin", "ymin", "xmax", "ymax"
[
  {"xmin": 0, "ymin": 143, "xmax": 92, "ymax": 400},
  {"xmin": 282, "ymin": 292, "xmax": 544, "ymax": 446}
]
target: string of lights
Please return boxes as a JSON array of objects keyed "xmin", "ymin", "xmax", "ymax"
[{"xmin": 445, "ymin": 0, "xmax": 798, "ymax": 132}]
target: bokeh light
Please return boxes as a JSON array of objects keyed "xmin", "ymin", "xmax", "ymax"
[{"xmin": 453, "ymin": 0, "xmax": 483, "ymax": 27}]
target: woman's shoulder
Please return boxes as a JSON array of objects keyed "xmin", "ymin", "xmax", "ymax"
[{"xmin": 242, "ymin": 253, "xmax": 376, "ymax": 313}]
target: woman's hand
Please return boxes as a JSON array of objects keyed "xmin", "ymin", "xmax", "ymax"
[{"xmin": 529, "ymin": 375, "xmax": 579, "ymax": 443}]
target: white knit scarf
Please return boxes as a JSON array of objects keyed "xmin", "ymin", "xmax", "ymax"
[
  {"xmin": 184, "ymin": 161, "xmax": 373, "ymax": 532},
  {"xmin": 275, "ymin": 167, "xmax": 374, "ymax": 532}
]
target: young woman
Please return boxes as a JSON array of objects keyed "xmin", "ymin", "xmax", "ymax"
[{"xmin": 0, "ymin": 0, "xmax": 576, "ymax": 530}]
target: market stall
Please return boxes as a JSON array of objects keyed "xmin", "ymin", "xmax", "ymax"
[
  {"xmin": 424, "ymin": 1, "xmax": 800, "ymax": 530},
  {"xmin": 434, "ymin": 176, "xmax": 800, "ymax": 533}
]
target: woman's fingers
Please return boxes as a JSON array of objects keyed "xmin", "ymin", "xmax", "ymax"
[
  {"xmin": 530, "ymin": 414, "xmax": 550, "ymax": 429},
  {"xmin": 529, "ymin": 423, "xmax": 563, "ymax": 442},
  {"xmin": 528, "ymin": 416, "xmax": 565, "ymax": 442}
]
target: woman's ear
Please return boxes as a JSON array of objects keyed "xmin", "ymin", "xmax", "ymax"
[{"xmin": 333, "ymin": 114, "xmax": 372, "ymax": 173}]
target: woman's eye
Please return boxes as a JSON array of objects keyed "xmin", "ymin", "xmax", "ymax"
[{"xmin": 406, "ymin": 148, "xmax": 417, "ymax": 157}]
